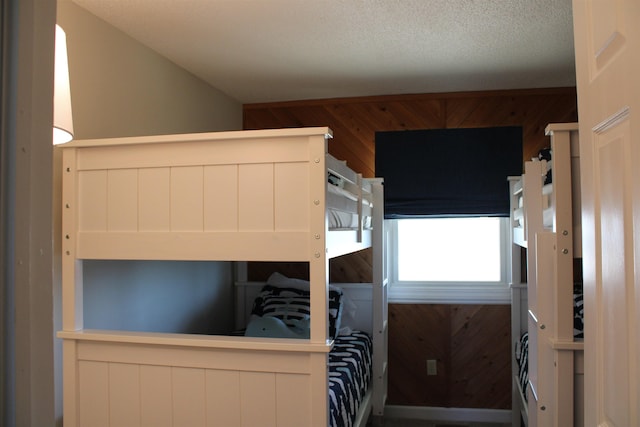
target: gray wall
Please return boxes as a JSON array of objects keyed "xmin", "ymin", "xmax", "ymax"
[
  {"xmin": 83, "ymin": 260, "xmax": 234, "ymax": 334},
  {"xmin": 3, "ymin": 2, "xmax": 57, "ymax": 426}
]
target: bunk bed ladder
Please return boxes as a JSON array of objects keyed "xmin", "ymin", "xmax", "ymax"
[{"xmin": 546, "ymin": 124, "xmax": 579, "ymax": 427}]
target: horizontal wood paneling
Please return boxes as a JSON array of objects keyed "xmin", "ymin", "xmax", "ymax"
[{"xmin": 244, "ymin": 87, "xmax": 578, "ymax": 409}]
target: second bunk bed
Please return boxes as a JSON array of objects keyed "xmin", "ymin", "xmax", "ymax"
[
  {"xmin": 57, "ymin": 127, "xmax": 388, "ymax": 427},
  {"xmin": 509, "ymin": 123, "xmax": 584, "ymax": 427}
]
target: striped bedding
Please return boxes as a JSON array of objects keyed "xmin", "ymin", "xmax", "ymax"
[
  {"xmin": 515, "ymin": 284, "xmax": 584, "ymax": 402},
  {"xmin": 516, "ymin": 332, "xmax": 529, "ymax": 398},
  {"xmin": 329, "ymin": 331, "xmax": 373, "ymax": 427}
]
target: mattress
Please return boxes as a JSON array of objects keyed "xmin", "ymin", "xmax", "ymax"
[
  {"xmin": 515, "ymin": 332, "xmax": 529, "ymax": 400},
  {"xmin": 573, "ymin": 282, "xmax": 584, "ymax": 339},
  {"xmin": 329, "ymin": 331, "xmax": 373, "ymax": 427},
  {"xmin": 327, "ymin": 183, "xmax": 373, "ymax": 230},
  {"xmin": 329, "ymin": 209, "xmax": 372, "ymax": 229}
]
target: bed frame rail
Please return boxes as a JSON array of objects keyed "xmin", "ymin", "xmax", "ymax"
[
  {"xmin": 58, "ymin": 330, "xmax": 331, "ymax": 427},
  {"xmin": 62, "ymin": 128, "xmax": 375, "ymax": 262}
]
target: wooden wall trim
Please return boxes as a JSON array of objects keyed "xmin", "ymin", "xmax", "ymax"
[{"xmin": 244, "ymin": 87, "xmax": 577, "ymax": 109}]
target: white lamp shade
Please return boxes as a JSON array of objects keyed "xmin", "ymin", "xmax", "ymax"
[{"xmin": 54, "ymin": 25, "xmax": 74, "ymax": 145}]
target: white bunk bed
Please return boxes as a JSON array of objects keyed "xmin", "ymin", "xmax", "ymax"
[
  {"xmin": 57, "ymin": 127, "xmax": 388, "ymax": 427},
  {"xmin": 509, "ymin": 123, "xmax": 584, "ymax": 427}
]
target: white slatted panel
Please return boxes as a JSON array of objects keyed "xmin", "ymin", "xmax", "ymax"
[
  {"xmin": 171, "ymin": 166, "xmax": 204, "ymax": 231},
  {"xmin": 108, "ymin": 169, "xmax": 138, "ymax": 231},
  {"xmin": 205, "ymin": 370, "xmax": 241, "ymax": 426},
  {"xmin": 204, "ymin": 164, "xmax": 238, "ymax": 231},
  {"xmin": 78, "ymin": 170, "xmax": 107, "ymax": 231},
  {"xmin": 239, "ymin": 164, "xmax": 274, "ymax": 231},
  {"xmin": 276, "ymin": 373, "xmax": 311, "ymax": 427},
  {"xmin": 139, "ymin": 168, "xmax": 171, "ymax": 232},
  {"xmin": 78, "ymin": 361, "xmax": 109, "ymax": 427},
  {"xmin": 275, "ymin": 162, "xmax": 308, "ymax": 231},
  {"xmin": 172, "ymin": 367, "xmax": 206, "ymax": 426},
  {"xmin": 75, "ymin": 359, "xmax": 316, "ymax": 427},
  {"xmin": 140, "ymin": 365, "xmax": 172, "ymax": 427},
  {"xmin": 240, "ymin": 371, "xmax": 277, "ymax": 427},
  {"xmin": 109, "ymin": 363, "xmax": 141, "ymax": 426}
]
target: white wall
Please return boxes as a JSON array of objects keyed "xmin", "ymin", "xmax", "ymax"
[{"xmin": 57, "ymin": 0, "xmax": 242, "ymax": 139}]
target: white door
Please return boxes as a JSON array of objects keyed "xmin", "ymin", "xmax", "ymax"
[{"xmin": 572, "ymin": 1, "xmax": 639, "ymax": 425}]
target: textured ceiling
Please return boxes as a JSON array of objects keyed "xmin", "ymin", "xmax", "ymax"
[{"xmin": 71, "ymin": 0, "xmax": 576, "ymax": 104}]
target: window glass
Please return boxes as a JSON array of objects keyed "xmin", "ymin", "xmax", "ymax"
[
  {"xmin": 389, "ymin": 217, "xmax": 510, "ymax": 303},
  {"xmin": 397, "ymin": 218, "xmax": 502, "ymax": 282}
]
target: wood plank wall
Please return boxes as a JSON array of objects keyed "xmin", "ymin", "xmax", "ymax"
[{"xmin": 243, "ymin": 87, "xmax": 578, "ymax": 410}]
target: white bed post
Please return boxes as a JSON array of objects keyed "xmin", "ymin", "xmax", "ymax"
[
  {"xmin": 545, "ymin": 124, "xmax": 578, "ymax": 427},
  {"xmin": 370, "ymin": 178, "xmax": 388, "ymax": 423},
  {"xmin": 356, "ymin": 174, "xmax": 364, "ymax": 243},
  {"xmin": 61, "ymin": 147, "xmax": 83, "ymax": 332},
  {"xmin": 547, "ymin": 125, "xmax": 576, "ymax": 344},
  {"xmin": 308, "ymin": 132, "xmax": 332, "ymax": 426},
  {"xmin": 525, "ymin": 124, "xmax": 582, "ymax": 427},
  {"xmin": 308, "ymin": 132, "xmax": 330, "ymax": 345},
  {"xmin": 60, "ymin": 147, "xmax": 84, "ymax": 427},
  {"xmin": 508, "ymin": 175, "xmax": 527, "ymax": 427}
]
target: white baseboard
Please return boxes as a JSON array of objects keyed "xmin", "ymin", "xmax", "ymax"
[{"xmin": 384, "ymin": 405, "xmax": 511, "ymax": 424}]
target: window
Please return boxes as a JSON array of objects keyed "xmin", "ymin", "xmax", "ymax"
[{"xmin": 388, "ymin": 217, "xmax": 510, "ymax": 303}]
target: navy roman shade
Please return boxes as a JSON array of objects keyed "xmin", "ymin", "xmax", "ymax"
[{"xmin": 375, "ymin": 127, "xmax": 523, "ymax": 218}]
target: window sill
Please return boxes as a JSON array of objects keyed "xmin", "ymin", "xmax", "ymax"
[{"xmin": 388, "ymin": 283, "xmax": 511, "ymax": 304}]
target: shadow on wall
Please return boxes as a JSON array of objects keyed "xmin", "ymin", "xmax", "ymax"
[{"xmin": 82, "ymin": 260, "xmax": 234, "ymax": 334}]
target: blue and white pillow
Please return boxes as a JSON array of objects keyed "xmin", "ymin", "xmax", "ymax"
[{"xmin": 250, "ymin": 273, "xmax": 343, "ymax": 339}]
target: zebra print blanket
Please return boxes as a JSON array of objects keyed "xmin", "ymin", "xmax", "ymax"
[{"xmin": 329, "ymin": 331, "xmax": 372, "ymax": 427}]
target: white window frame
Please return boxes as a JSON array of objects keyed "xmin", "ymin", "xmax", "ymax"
[{"xmin": 387, "ymin": 217, "xmax": 511, "ymax": 304}]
